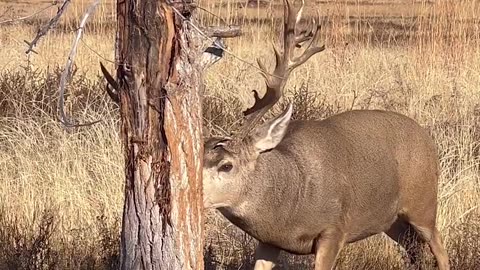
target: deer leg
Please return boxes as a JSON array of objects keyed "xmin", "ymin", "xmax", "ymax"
[
  {"xmin": 385, "ymin": 219, "xmax": 424, "ymax": 267},
  {"xmin": 410, "ymin": 224, "xmax": 450, "ymax": 270},
  {"xmin": 253, "ymin": 242, "xmax": 280, "ymax": 270},
  {"xmin": 427, "ymin": 228, "xmax": 450, "ymax": 270},
  {"xmin": 313, "ymin": 230, "xmax": 345, "ymax": 270}
]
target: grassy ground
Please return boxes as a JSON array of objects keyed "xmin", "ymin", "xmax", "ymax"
[{"xmin": 1, "ymin": 0, "xmax": 480, "ymax": 269}]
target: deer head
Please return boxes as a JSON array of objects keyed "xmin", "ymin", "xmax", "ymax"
[{"xmin": 203, "ymin": 0, "xmax": 324, "ymax": 208}]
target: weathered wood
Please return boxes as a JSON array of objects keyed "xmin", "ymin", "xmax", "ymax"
[
  {"xmin": 115, "ymin": 0, "xmax": 204, "ymax": 269},
  {"xmin": 203, "ymin": 25, "xmax": 242, "ymax": 38}
]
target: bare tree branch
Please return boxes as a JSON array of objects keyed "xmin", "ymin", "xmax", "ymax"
[
  {"xmin": 58, "ymin": 0, "xmax": 101, "ymax": 128},
  {"xmin": 24, "ymin": 0, "xmax": 72, "ymax": 55},
  {"xmin": 202, "ymin": 25, "xmax": 242, "ymax": 38},
  {"xmin": 0, "ymin": 2, "xmax": 58, "ymax": 25},
  {"xmin": 81, "ymin": 38, "xmax": 116, "ymax": 64},
  {"xmin": 169, "ymin": 4, "xmax": 272, "ymax": 77}
]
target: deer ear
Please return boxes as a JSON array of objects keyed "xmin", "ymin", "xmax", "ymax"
[{"xmin": 251, "ymin": 103, "xmax": 293, "ymax": 153}]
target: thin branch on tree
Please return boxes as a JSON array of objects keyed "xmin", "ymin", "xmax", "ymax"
[
  {"xmin": 24, "ymin": 0, "xmax": 72, "ymax": 55},
  {"xmin": 81, "ymin": 38, "xmax": 116, "ymax": 64},
  {"xmin": 58, "ymin": 0, "xmax": 101, "ymax": 128},
  {"xmin": 168, "ymin": 3, "xmax": 282, "ymax": 78},
  {"xmin": 202, "ymin": 25, "xmax": 242, "ymax": 38},
  {"xmin": 0, "ymin": 1, "xmax": 58, "ymax": 25}
]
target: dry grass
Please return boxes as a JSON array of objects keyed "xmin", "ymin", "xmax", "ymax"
[{"xmin": 0, "ymin": 0, "xmax": 479, "ymax": 269}]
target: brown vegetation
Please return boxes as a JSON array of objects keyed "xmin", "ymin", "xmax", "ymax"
[{"xmin": 0, "ymin": 0, "xmax": 479, "ymax": 269}]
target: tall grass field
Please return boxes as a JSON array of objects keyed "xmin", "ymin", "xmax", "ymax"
[{"xmin": 0, "ymin": 0, "xmax": 479, "ymax": 269}]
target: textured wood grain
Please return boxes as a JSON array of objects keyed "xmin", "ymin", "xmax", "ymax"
[{"xmin": 115, "ymin": 0, "xmax": 204, "ymax": 269}]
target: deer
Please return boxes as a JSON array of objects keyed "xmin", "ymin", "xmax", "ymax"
[{"xmin": 202, "ymin": 0, "xmax": 450, "ymax": 269}]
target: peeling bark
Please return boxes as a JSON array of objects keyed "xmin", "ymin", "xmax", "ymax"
[{"xmin": 115, "ymin": 0, "xmax": 204, "ymax": 269}]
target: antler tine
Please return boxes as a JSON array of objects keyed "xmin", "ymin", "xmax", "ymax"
[
  {"xmin": 295, "ymin": 15, "xmax": 319, "ymax": 46},
  {"xmin": 238, "ymin": 0, "xmax": 324, "ymax": 138},
  {"xmin": 295, "ymin": 0, "xmax": 305, "ymax": 27},
  {"xmin": 283, "ymin": 0, "xmax": 299, "ymax": 60},
  {"xmin": 256, "ymin": 58, "xmax": 269, "ymax": 81},
  {"xmin": 291, "ymin": 21, "xmax": 325, "ymax": 70}
]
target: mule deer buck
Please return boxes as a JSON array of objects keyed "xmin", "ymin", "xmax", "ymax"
[{"xmin": 202, "ymin": 0, "xmax": 450, "ymax": 269}]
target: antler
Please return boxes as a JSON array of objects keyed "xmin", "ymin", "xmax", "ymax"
[{"xmin": 238, "ymin": 0, "xmax": 324, "ymax": 137}]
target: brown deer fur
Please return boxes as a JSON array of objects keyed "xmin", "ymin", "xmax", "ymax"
[{"xmin": 202, "ymin": 1, "xmax": 450, "ymax": 269}]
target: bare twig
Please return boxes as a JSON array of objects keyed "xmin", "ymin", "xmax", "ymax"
[
  {"xmin": 24, "ymin": 0, "xmax": 72, "ymax": 55},
  {"xmin": 80, "ymin": 38, "xmax": 116, "ymax": 63},
  {"xmin": 0, "ymin": 2, "xmax": 58, "ymax": 25},
  {"xmin": 58, "ymin": 0, "xmax": 101, "ymax": 128},
  {"xmin": 168, "ymin": 2, "xmax": 277, "ymax": 78}
]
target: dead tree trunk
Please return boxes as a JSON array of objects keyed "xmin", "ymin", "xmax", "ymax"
[{"xmin": 115, "ymin": 0, "xmax": 204, "ymax": 269}]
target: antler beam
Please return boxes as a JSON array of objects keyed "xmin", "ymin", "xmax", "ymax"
[{"xmin": 239, "ymin": 0, "xmax": 325, "ymax": 136}]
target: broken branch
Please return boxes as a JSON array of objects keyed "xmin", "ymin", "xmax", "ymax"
[
  {"xmin": 202, "ymin": 25, "xmax": 242, "ymax": 38},
  {"xmin": 24, "ymin": 0, "xmax": 71, "ymax": 55},
  {"xmin": 58, "ymin": 0, "xmax": 101, "ymax": 128}
]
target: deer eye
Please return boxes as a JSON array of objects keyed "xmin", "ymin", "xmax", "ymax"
[{"xmin": 218, "ymin": 163, "xmax": 233, "ymax": 173}]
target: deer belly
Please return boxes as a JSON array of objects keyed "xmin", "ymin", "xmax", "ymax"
[
  {"xmin": 344, "ymin": 195, "xmax": 400, "ymax": 243},
  {"xmin": 247, "ymin": 214, "xmax": 327, "ymax": 255},
  {"xmin": 259, "ymin": 226, "xmax": 319, "ymax": 255},
  {"xmin": 225, "ymin": 212, "xmax": 319, "ymax": 255}
]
